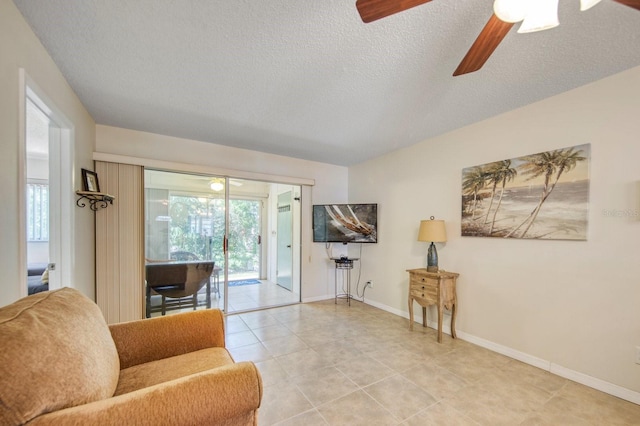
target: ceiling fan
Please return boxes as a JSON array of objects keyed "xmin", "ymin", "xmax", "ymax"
[
  {"xmin": 181, "ymin": 175, "xmax": 244, "ymax": 191},
  {"xmin": 355, "ymin": 0, "xmax": 640, "ymax": 76}
]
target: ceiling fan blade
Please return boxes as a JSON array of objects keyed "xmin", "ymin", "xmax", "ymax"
[
  {"xmin": 453, "ymin": 14, "xmax": 514, "ymax": 76},
  {"xmin": 613, "ymin": 0, "xmax": 640, "ymax": 11},
  {"xmin": 356, "ymin": 0, "xmax": 433, "ymax": 23}
]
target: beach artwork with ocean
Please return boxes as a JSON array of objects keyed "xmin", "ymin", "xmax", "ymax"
[{"xmin": 461, "ymin": 143, "xmax": 590, "ymax": 240}]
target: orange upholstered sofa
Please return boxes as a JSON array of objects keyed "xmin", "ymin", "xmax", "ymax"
[{"xmin": 0, "ymin": 288, "xmax": 262, "ymax": 425}]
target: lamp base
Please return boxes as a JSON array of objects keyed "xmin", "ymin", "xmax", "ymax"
[{"xmin": 426, "ymin": 242, "xmax": 439, "ymax": 273}]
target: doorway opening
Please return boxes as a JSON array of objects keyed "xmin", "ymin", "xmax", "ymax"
[
  {"xmin": 144, "ymin": 170, "xmax": 301, "ymax": 315},
  {"xmin": 20, "ymin": 72, "xmax": 74, "ymax": 298},
  {"xmin": 25, "ymin": 98, "xmax": 50, "ymax": 295}
]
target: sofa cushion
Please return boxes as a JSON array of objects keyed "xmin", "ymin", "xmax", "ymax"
[
  {"xmin": 0, "ymin": 288, "xmax": 120, "ymax": 425},
  {"xmin": 114, "ymin": 347, "xmax": 234, "ymax": 396}
]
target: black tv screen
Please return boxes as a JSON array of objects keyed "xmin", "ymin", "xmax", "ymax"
[{"xmin": 313, "ymin": 204, "xmax": 378, "ymax": 243}]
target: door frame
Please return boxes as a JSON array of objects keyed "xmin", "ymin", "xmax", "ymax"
[{"xmin": 18, "ymin": 69, "xmax": 74, "ymax": 297}]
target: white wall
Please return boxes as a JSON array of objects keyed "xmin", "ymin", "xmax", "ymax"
[
  {"xmin": 348, "ymin": 66, "xmax": 640, "ymax": 397},
  {"xmin": 0, "ymin": 0, "xmax": 96, "ymax": 305},
  {"xmin": 95, "ymin": 125, "xmax": 349, "ymax": 301}
]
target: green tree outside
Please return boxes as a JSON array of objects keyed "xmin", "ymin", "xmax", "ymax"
[{"xmin": 168, "ymin": 195, "xmax": 260, "ymax": 275}]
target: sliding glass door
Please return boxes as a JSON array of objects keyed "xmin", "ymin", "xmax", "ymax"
[
  {"xmin": 144, "ymin": 170, "xmax": 227, "ymax": 316},
  {"xmin": 144, "ymin": 169, "xmax": 301, "ymax": 315}
]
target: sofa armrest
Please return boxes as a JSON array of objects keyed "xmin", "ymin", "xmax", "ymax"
[
  {"xmin": 109, "ymin": 309, "xmax": 226, "ymax": 369},
  {"xmin": 28, "ymin": 361, "xmax": 262, "ymax": 426}
]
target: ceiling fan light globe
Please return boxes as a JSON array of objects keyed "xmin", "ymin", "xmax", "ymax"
[
  {"xmin": 210, "ymin": 181, "xmax": 224, "ymax": 192},
  {"xmin": 493, "ymin": 0, "xmax": 527, "ymax": 23},
  {"xmin": 580, "ymin": 0, "xmax": 602, "ymax": 11},
  {"xmin": 517, "ymin": 0, "xmax": 559, "ymax": 33}
]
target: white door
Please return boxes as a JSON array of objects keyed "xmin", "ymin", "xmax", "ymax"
[{"xmin": 276, "ymin": 191, "xmax": 293, "ymax": 291}]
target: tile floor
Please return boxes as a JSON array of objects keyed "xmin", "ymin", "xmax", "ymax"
[
  {"xmin": 225, "ymin": 299, "xmax": 640, "ymax": 425},
  {"xmin": 223, "ymin": 280, "xmax": 300, "ymax": 313},
  {"xmin": 150, "ymin": 280, "xmax": 300, "ymax": 317}
]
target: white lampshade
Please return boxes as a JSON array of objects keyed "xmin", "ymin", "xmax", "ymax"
[
  {"xmin": 517, "ymin": 0, "xmax": 559, "ymax": 33},
  {"xmin": 580, "ymin": 0, "xmax": 602, "ymax": 11},
  {"xmin": 493, "ymin": 0, "xmax": 527, "ymax": 23},
  {"xmin": 417, "ymin": 219, "xmax": 447, "ymax": 243}
]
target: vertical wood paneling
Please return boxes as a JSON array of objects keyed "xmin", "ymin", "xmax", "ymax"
[
  {"xmin": 95, "ymin": 161, "xmax": 144, "ymax": 324},
  {"xmin": 95, "ymin": 162, "xmax": 118, "ymax": 322},
  {"xmin": 118, "ymin": 164, "xmax": 144, "ymax": 321}
]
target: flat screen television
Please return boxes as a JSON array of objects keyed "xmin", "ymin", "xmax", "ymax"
[{"xmin": 313, "ymin": 204, "xmax": 377, "ymax": 243}]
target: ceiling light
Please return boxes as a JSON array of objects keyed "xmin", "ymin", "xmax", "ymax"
[
  {"xmin": 517, "ymin": 0, "xmax": 559, "ymax": 33},
  {"xmin": 493, "ymin": 0, "xmax": 561, "ymax": 33},
  {"xmin": 580, "ymin": 0, "xmax": 602, "ymax": 11},
  {"xmin": 493, "ymin": 0, "xmax": 527, "ymax": 23},
  {"xmin": 210, "ymin": 181, "xmax": 224, "ymax": 192}
]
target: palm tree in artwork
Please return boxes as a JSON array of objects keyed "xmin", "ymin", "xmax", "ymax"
[
  {"xmin": 505, "ymin": 147, "xmax": 586, "ymax": 238},
  {"xmin": 481, "ymin": 164, "xmax": 499, "ymax": 225},
  {"xmin": 486, "ymin": 160, "xmax": 517, "ymax": 235},
  {"xmin": 483, "ymin": 160, "xmax": 517, "ymax": 228},
  {"xmin": 462, "ymin": 166, "xmax": 488, "ymax": 220}
]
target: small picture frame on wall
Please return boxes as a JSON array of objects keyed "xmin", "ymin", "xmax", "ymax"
[{"xmin": 81, "ymin": 168, "xmax": 100, "ymax": 192}]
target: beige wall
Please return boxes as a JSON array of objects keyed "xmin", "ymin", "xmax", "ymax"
[
  {"xmin": 95, "ymin": 125, "xmax": 349, "ymax": 300},
  {"xmin": 0, "ymin": 0, "xmax": 96, "ymax": 305},
  {"xmin": 348, "ymin": 66, "xmax": 640, "ymax": 398}
]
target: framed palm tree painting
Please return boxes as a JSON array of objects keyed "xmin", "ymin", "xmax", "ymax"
[{"xmin": 461, "ymin": 144, "xmax": 590, "ymax": 240}]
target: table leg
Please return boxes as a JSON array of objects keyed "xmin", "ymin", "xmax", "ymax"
[
  {"xmin": 437, "ymin": 301, "xmax": 444, "ymax": 343},
  {"xmin": 145, "ymin": 285, "xmax": 151, "ymax": 318},
  {"xmin": 206, "ymin": 278, "xmax": 211, "ymax": 309},
  {"xmin": 212, "ymin": 270, "xmax": 220, "ymax": 296},
  {"xmin": 408, "ymin": 296, "xmax": 414, "ymax": 330},
  {"xmin": 450, "ymin": 301, "xmax": 457, "ymax": 339},
  {"xmin": 346, "ymin": 267, "xmax": 351, "ymax": 306},
  {"xmin": 335, "ymin": 267, "xmax": 338, "ymax": 305}
]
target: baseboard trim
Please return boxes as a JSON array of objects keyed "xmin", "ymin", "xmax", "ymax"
[
  {"xmin": 359, "ymin": 300, "xmax": 640, "ymax": 405},
  {"xmin": 459, "ymin": 330, "xmax": 640, "ymax": 404},
  {"xmin": 301, "ymin": 294, "xmax": 334, "ymax": 303},
  {"xmin": 456, "ymin": 330, "xmax": 551, "ymax": 371},
  {"xmin": 549, "ymin": 363, "xmax": 640, "ymax": 405},
  {"xmin": 362, "ymin": 298, "xmax": 408, "ymax": 317}
]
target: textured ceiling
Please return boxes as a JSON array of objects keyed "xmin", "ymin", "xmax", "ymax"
[{"xmin": 13, "ymin": 0, "xmax": 640, "ymax": 166}]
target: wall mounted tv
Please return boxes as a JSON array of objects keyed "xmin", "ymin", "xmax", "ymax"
[{"xmin": 312, "ymin": 204, "xmax": 378, "ymax": 243}]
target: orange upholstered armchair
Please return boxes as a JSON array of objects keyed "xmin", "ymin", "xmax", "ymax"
[{"xmin": 0, "ymin": 288, "xmax": 262, "ymax": 426}]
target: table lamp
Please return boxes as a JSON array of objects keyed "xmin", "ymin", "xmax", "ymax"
[{"xmin": 417, "ymin": 217, "xmax": 447, "ymax": 272}]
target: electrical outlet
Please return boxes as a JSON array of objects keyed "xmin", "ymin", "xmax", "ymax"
[
  {"xmin": 366, "ymin": 280, "xmax": 373, "ymax": 289},
  {"xmin": 636, "ymin": 346, "xmax": 640, "ymax": 365}
]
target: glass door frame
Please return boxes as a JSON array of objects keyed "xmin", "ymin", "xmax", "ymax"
[
  {"xmin": 143, "ymin": 170, "xmax": 302, "ymax": 315},
  {"xmin": 223, "ymin": 179, "xmax": 229, "ymax": 313}
]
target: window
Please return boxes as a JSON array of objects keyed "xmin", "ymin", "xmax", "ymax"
[{"xmin": 27, "ymin": 181, "xmax": 49, "ymax": 241}]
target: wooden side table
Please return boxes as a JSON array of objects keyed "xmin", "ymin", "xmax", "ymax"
[{"xmin": 407, "ymin": 268, "xmax": 459, "ymax": 343}]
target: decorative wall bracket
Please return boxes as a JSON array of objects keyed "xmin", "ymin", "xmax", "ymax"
[{"xmin": 76, "ymin": 191, "xmax": 115, "ymax": 211}]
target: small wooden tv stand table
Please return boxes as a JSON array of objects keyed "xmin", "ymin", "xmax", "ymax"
[{"xmin": 407, "ymin": 268, "xmax": 459, "ymax": 343}]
